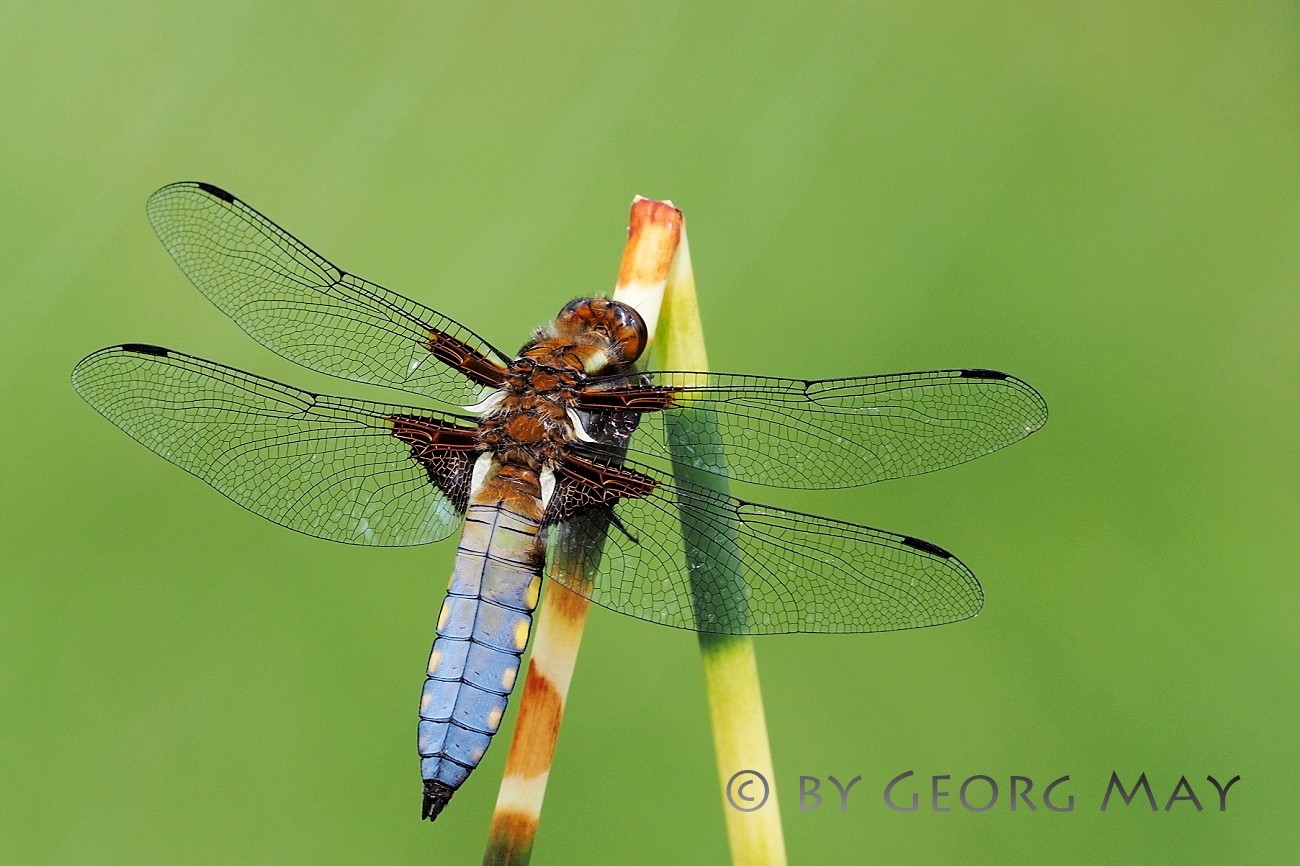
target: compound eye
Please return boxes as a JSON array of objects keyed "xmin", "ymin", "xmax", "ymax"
[
  {"xmin": 554, "ymin": 298, "xmax": 647, "ymax": 363},
  {"xmin": 557, "ymin": 298, "xmax": 589, "ymax": 321},
  {"xmin": 607, "ymin": 301, "xmax": 647, "ymax": 363}
]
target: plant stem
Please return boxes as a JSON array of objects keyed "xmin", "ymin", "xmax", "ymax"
[
  {"xmin": 483, "ymin": 198, "xmax": 680, "ymax": 865},
  {"xmin": 656, "ymin": 230, "xmax": 788, "ymax": 866}
]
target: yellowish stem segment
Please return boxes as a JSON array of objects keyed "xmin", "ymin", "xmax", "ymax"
[
  {"xmin": 657, "ymin": 231, "xmax": 788, "ymax": 866},
  {"xmin": 482, "ymin": 579, "xmax": 588, "ymax": 866}
]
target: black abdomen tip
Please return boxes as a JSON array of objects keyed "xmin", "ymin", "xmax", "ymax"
[
  {"xmin": 422, "ymin": 779, "xmax": 455, "ymax": 822},
  {"xmin": 195, "ymin": 182, "xmax": 236, "ymax": 203}
]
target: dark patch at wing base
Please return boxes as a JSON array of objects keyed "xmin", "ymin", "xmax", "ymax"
[
  {"xmin": 390, "ymin": 416, "xmax": 480, "ymax": 512},
  {"xmin": 546, "ymin": 451, "xmax": 658, "ymax": 524},
  {"xmin": 427, "ymin": 333, "xmax": 509, "ymax": 389},
  {"xmin": 574, "ymin": 385, "xmax": 677, "ymax": 413}
]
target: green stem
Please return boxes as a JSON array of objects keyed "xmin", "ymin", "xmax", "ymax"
[{"xmin": 657, "ymin": 233, "xmax": 787, "ymax": 865}]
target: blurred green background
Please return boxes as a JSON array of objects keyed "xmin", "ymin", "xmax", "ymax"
[{"xmin": 3, "ymin": 2, "xmax": 1297, "ymax": 863}]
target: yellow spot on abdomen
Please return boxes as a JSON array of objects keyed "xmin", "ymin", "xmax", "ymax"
[
  {"xmin": 513, "ymin": 619, "xmax": 530, "ymax": 651},
  {"xmin": 525, "ymin": 576, "xmax": 542, "ymax": 610},
  {"xmin": 437, "ymin": 600, "xmax": 450, "ymax": 631},
  {"xmin": 487, "ymin": 707, "xmax": 503, "ymax": 730},
  {"xmin": 471, "ymin": 746, "xmax": 486, "ymax": 763},
  {"xmin": 501, "ymin": 665, "xmax": 517, "ymax": 691},
  {"xmin": 427, "ymin": 649, "xmax": 442, "ymax": 675}
]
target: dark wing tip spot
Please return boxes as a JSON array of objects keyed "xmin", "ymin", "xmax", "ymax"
[
  {"xmin": 195, "ymin": 182, "xmax": 236, "ymax": 203},
  {"xmin": 901, "ymin": 535, "xmax": 952, "ymax": 558},
  {"xmin": 960, "ymin": 368, "xmax": 1008, "ymax": 381},
  {"xmin": 118, "ymin": 343, "xmax": 170, "ymax": 357}
]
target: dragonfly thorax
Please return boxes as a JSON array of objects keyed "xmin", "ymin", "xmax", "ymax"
[
  {"xmin": 475, "ymin": 298, "xmax": 646, "ymax": 468},
  {"xmin": 476, "ymin": 396, "xmax": 574, "ymax": 469},
  {"xmin": 506, "ymin": 354, "xmax": 585, "ymax": 394}
]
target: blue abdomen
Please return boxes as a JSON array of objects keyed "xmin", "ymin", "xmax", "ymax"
[{"xmin": 419, "ymin": 498, "xmax": 543, "ymax": 820}]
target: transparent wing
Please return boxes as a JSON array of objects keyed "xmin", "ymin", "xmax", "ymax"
[
  {"xmin": 146, "ymin": 182, "xmax": 510, "ymax": 405},
  {"xmin": 549, "ymin": 461, "xmax": 983, "ymax": 635},
  {"xmin": 579, "ymin": 369, "xmax": 1048, "ymax": 489},
  {"xmin": 72, "ymin": 344, "xmax": 479, "ymax": 546}
]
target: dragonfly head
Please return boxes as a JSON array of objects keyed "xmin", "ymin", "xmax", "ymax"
[{"xmin": 552, "ymin": 297, "xmax": 647, "ymax": 370}]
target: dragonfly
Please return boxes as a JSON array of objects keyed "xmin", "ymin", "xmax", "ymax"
[{"xmin": 72, "ymin": 182, "xmax": 1047, "ymax": 821}]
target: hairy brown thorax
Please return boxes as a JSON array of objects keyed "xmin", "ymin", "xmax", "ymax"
[{"xmin": 475, "ymin": 298, "xmax": 646, "ymax": 472}]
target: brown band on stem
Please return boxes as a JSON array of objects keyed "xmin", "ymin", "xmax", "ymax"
[
  {"xmin": 483, "ymin": 809, "xmax": 538, "ymax": 866},
  {"xmin": 504, "ymin": 665, "xmax": 565, "ymax": 779},
  {"xmin": 545, "ymin": 577, "xmax": 592, "ymax": 624}
]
